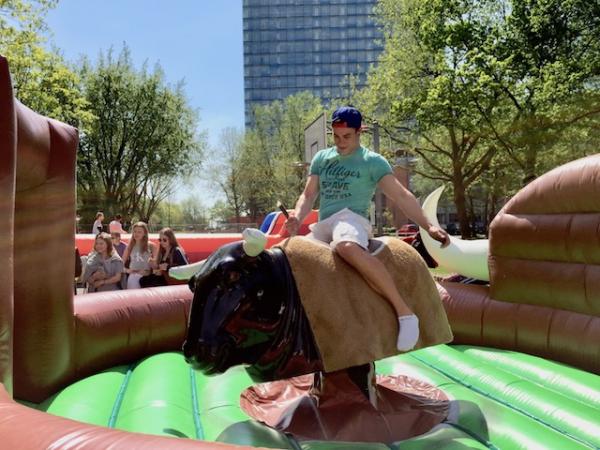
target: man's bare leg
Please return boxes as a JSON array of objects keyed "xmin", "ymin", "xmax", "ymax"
[{"xmin": 335, "ymin": 241, "xmax": 420, "ymax": 351}]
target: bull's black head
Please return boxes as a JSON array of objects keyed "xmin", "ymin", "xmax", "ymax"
[{"xmin": 182, "ymin": 236, "xmax": 321, "ymax": 381}]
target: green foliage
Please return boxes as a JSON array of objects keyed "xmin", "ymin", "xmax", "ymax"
[
  {"xmin": 0, "ymin": 0, "xmax": 89, "ymax": 126},
  {"xmin": 206, "ymin": 127, "xmax": 245, "ymax": 222},
  {"xmin": 229, "ymin": 92, "xmax": 324, "ymax": 220},
  {"xmin": 179, "ymin": 195, "xmax": 207, "ymax": 226},
  {"xmin": 151, "ymin": 201, "xmax": 184, "ymax": 228},
  {"xmin": 77, "ymin": 46, "xmax": 205, "ymax": 224},
  {"xmin": 356, "ymin": 0, "xmax": 600, "ymax": 236},
  {"xmin": 208, "ymin": 200, "xmax": 236, "ymax": 225},
  {"xmin": 150, "ymin": 196, "xmax": 209, "ymax": 231}
]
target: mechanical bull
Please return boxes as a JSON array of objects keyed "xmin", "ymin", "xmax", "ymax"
[
  {"xmin": 178, "ymin": 228, "xmax": 453, "ymax": 389},
  {"xmin": 180, "ymin": 229, "xmax": 323, "ymax": 382}
]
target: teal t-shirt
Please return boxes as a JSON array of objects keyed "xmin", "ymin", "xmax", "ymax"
[{"xmin": 309, "ymin": 146, "xmax": 392, "ymax": 220}]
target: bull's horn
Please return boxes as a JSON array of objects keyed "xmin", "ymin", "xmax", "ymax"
[
  {"xmin": 420, "ymin": 186, "xmax": 490, "ymax": 282},
  {"xmin": 169, "ymin": 259, "xmax": 206, "ymax": 280},
  {"xmin": 242, "ymin": 228, "xmax": 267, "ymax": 257}
]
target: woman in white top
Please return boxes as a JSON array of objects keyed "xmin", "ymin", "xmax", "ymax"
[
  {"xmin": 92, "ymin": 211, "xmax": 104, "ymax": 235},
  {"xmin": 122, "ymin": 221, "xmax": 157, "ymax": 289}
]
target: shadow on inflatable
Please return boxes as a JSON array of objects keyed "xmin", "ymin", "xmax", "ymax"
[{"xmin": 1, "ymin": 55, "xmax": 600, "ymax": 449}]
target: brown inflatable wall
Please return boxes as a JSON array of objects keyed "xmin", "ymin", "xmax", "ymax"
[
  {"xmin": 0, "ymin": 55, "xmax": 193, "ymax": 403},
  {"xmin": 12, "ymin": 97, "xmax": 78, "ymax": 401},
  {"xmin": 0, "ymin": 57, "xmax": 15, "ymax": 393},
  {"xmin": 0, "ymin": 55, "xmax": 257, "ymax": 449},
  {"xmin": 440, "ymin": 155, "xmax": 600, "ymax": 374},
  {"xmin": 489, "ymin": 155, "xmax": 600, "ymax": 316}
]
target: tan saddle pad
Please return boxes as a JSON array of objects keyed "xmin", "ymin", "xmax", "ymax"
[{"xmin": 277, "ymin": 236, "xmax": 453, "ymax": 372}]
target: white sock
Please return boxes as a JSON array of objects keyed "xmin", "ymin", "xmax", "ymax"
[{"xmin": 397, "ymin": 314, "xmax": 420, "ymax": 351}]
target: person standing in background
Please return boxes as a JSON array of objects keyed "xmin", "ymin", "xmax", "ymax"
[
  {"xmin": 109, "ymin": 214, "xmax": 126, "ymax": 234},
  {"xmin": 92, "ymin": 212, "xmax": 104, "ymax": 235}
]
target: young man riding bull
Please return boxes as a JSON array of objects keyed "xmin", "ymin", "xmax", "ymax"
[{"xmin": 285, "ymin": 106, "xmax": 450, "ymax": 352}]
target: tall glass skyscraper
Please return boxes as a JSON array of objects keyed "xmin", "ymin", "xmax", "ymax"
[{"xmin": 243, "ymin": 0, "xmax": 384, "ymax": 125}]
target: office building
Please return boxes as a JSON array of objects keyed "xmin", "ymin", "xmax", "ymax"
[{"xmin": 243, "ymin": 0, "xmax": 384, "ymax": 125}]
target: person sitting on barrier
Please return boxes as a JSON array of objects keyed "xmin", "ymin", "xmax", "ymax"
[
  {"xmin": 122, "ymin": 221, "xmax": 157, "ymax": 289},
  {"xmin": 285, "ymin": 106, "xmax": 450, "ymax": 352},
  {"xmin": 140, "ymin": 227, "xmax": 188, "ymax": 288},
  {"xmin": 82, "ymin": 232, "xmax": 124, "ymax": 292}
]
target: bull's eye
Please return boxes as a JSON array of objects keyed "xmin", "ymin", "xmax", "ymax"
[
  {"xmin": 228, "ymin": 271, "xmax": 241, "ymax": 284},
  {"xmin": 256, "ymin": 289, "xmax": 264, "ymax": 298}
]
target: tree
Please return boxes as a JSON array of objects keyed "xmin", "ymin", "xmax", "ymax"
[
  {"xmin": 357, "ymin": 0, "xmax": 600, "ymax": 237},
  {"xmin": 456, "ymin": 0, "xmax": 600, "ymax": 181},
  {"xmin": 77, "ymin": 46, "xmax": 204, "ymax": 223},
  {"xmin": 180, "ymin": 195, "xmax": 208, "ymax": 229},
  {"xmin": 240, "ymin": 92, "xmax": 324, "ymax": 221},
  {"xmin": 357, "ymin": 0, "xmax": 502, "ymax": 237},
  {"xmin": 207, "ymin": 127, "xmax": 245, "ymax": 223},
  {"xmin": 208, "ymin": 200, "xmax": 235, "ymax": 228},
  {"xmin": 151, "ymin": 201, "xmax": 184, "ymax": 229},
  {"xmin": 0, "ymin": 0, "xmax": 90, "ymax": 126}
]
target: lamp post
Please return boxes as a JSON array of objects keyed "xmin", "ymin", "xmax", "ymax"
[{"xmin": 372, "ymin": 121, "xmax": 385, "ymax": 236}]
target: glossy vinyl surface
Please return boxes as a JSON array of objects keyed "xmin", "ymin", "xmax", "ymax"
[
  {"xmin": 36, "ymin": 345, "xmax": 600, "ymax": 449},
  {"xmin": 183, "ymin": 242, "xmax": 322, "ymax": 382}
]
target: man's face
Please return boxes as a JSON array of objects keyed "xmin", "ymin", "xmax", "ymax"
[{"xmin": 333, "ymin": 126, "xmax": 360, "ymax": 153}]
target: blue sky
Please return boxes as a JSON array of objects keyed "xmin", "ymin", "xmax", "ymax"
[{"xmin": 46, "ymin": 0, "xmax": 244, "ymax": 203}]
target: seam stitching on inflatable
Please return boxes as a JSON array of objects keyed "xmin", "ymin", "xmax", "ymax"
[
  {"xmin": 190, "ymin": 367, "xmax": 204, "ymax": 440},
  {"xmin": 409, "ymin": 353, "xmax": 598, "ymax": 450},
  {"xmin": 284, "ymin": 433, "xmax": 304, "ymax": 450},
  {"xmin": 445, "ymin": 422, "xmax": 498, "ymax": 449},
  {"xmin": 108, "ymin": 363, "xmax": 135, "ymax": 428}
]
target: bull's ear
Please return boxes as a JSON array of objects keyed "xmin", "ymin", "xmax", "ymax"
[{"xmin": 242, "ymin": 228, "xmax": 267, "ymax": 257}]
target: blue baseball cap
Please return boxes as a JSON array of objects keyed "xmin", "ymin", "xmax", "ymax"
[{"xmin": 331, "ymin": 106, "xmax": 362, "ymax": 129}]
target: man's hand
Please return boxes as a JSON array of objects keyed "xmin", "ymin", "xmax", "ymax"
[
  {"xmin": 427, "ymin": 225, "xmax": 450, "ymax": 248},
  {"xmin": 284, "ymin": 212, "xmax": 300, "ymax": 236}
]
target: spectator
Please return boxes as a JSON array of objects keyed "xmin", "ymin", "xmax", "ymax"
[
  {"xmin": 82, "ymin": 232, "xmax": 124, "ymax": 292},
  {"xmin": 122, "ymin": 221, "xmax": 157, "ymax": 289},
  {"xmin": 109, "ymin": 214, "xmax": 126, "ymax": 234},
  {"xmin": 92, "ymin": 211, "xmax": 104, "ymax": 235},
  {"xmin": 111, "ymin": 231, "xmax": 127, "ymax": 258},
  {"xmin": 75, "ymin": 247, "xmax": 82, "ymax": 279},
  {"xmin": 74, "ymin": 246, "xmax": 82, "ymax": 294},
  {"xmin": 140, "ymin": 227, "xmax": 189, "ymax": 287}
]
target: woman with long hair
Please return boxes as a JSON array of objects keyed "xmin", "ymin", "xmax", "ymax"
[
  {"xmin": 140, "ymin": 227, "xmax": 188, "ymax": 287},
  {"xmin": 122, "ymin": 222, "xmax": 157, "ymax": 289},
  {"xmin": 82, "ymin": 232, "xmax": 124, "ymax": 292}
]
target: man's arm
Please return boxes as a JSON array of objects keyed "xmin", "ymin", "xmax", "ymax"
[
  {"xmin": 379, "ymin": 174, "xmax": 450, "ymax": 247},
  {"xmin": 285, "ymin": 175, "xmax": 320, "ymax": 236}
]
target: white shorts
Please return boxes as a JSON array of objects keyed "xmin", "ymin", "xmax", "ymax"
[
  {"xmin": 309, "ymin": 208, "xmax": 372, "ymax": 250},
  {"xmin": 126, "ymin": 273, "xmax": 143, "ymax": 289}
]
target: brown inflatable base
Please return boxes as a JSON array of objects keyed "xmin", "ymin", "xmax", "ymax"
[{"xmin": 241, "ymin": 370, "xmax": 449, "ymax": 443}]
